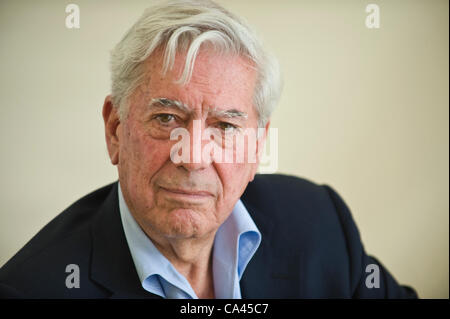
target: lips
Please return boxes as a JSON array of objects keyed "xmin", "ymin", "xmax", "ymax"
[{"xmin": 159, "ymin": 187, "xmax": 213, "ymax": 197}]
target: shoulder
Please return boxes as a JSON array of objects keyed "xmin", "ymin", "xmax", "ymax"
[
  {"xmin": 242, "ymin": 174, "xmax": 357, "ymax": 271},
  {"xmin": 0, "ymin": 182, "xmax": 116, "ymax": 297},
  {"xmin": 245, "ymin": 173, "xmax": 330, "ymax": 200},
  {"xmin": 242, "ymin": 173, "xmax": 343, "ymax": 227}
]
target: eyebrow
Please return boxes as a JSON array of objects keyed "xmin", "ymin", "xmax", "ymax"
[
  {"xmin": 149, "ymin": 97, "xmax": 248, "ymax": 120},
  {"xmin": 208, "ymin": 109, "xmax": 248, "ymax": 119},
  {"xmin": 149, "ymin": 98, "xmax": 192, "ymax": 114}
]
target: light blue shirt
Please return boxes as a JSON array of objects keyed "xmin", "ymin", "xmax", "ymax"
[{"xmin": 118, "ymin": 183, "xmax": 261, "ymax": 299}]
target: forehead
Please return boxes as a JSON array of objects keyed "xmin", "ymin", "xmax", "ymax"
[{"xmin": 139, "ymin": 49, "xmax": 257, "ymax": 114}]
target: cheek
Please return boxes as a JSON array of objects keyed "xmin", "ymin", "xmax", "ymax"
[
  {"xmin": 119, "ymin": 124, "xmax": 172, "ymax": 186},
  {"xmin": 215, "ymin": 162, "xmax": 255, "ymax": 199}
]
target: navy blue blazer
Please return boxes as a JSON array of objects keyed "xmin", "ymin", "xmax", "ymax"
[{"xmin": 0, "ymin": 174, "xmax": 417, "ymax": 298}]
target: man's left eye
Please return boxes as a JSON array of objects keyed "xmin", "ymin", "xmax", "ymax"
[{"xmin": 216, "ymin": 122, "xmax": 237, "ymax": 131}]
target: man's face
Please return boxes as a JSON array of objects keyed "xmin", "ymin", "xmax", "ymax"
[{"xmin": 105, "ymin": 49, "xmax": 264, "ymax": 241}]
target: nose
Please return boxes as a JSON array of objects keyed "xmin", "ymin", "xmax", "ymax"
[{"xmin": 172, "ymin": 119, "xmax": 213, "ymax": 172}]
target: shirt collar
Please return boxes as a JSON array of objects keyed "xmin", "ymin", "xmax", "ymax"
[{"xmin": 212, "ymin": 198, "xmax": 261, "ymax": 298}]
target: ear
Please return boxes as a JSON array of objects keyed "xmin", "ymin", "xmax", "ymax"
[
  {"xmin": 257, "ymin": 120, "xmax": 270, "ymax": 161},
  {"xmin": 102, "ymin": 95, "xmax": 121, "ymax": 165},
  {"xmin": 249, "ymin": 120, "xmax": 270, "ymax": 182}
]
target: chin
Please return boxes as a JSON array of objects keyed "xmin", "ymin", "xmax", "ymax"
[{"xmin": 163, "ymin": 208, "xmax": 208, "ymax": 238}]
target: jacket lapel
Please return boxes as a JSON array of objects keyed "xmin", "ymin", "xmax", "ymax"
[
  {"xmin": 240, "ymin": 187, "xmax": 303, "ymax": 298},
  {"xmin": 90, "ymin": 182, "xmax": 161, "ymax": 299}
]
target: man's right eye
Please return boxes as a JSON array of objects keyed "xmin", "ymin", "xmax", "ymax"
[{"xmin": 154, "ymin": 114, "xmax": 175, "ymax": 124}]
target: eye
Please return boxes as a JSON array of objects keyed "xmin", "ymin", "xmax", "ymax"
[
  {"xmin": 154, "ymin": 114, "xmax": 175, "ymax": 124},
  {"xmin": 216, "ymin": 122, "xmax": 238, "ymax": 131}
]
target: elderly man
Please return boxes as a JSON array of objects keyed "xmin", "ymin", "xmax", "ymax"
[{"xmin": 0, "ymin": 0, "xmax": 416, "ymax": 299}]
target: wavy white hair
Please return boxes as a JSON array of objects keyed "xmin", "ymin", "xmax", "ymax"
[{"xmin": 110, "ymin": 0, "xmax": 282, "ymax": 127}]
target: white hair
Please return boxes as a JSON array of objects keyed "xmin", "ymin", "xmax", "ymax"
[{"xmin": 110, "ymin": 0, "xmax": 282, "ymax": 127}]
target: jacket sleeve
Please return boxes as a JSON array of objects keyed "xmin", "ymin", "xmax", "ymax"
[
  {"xmin": 323, "ymin": 185, "xmax": 418, "ymax": 298},
  {"xmin": 0, "ymin": 282, "xmax": 25, "ymax": 299}
]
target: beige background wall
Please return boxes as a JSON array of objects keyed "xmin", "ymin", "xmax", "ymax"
[{"xmin": 0, "ymin": 0, "xmax": 448, "ymax": 298}]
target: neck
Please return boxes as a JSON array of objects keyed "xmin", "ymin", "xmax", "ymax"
[{"xmin": 147, "ymin": 230, "xmax": 217, "ymax": 299}]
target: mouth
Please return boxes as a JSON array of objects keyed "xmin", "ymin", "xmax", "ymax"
[{"xmin": 159, "ymin": 187, "xmax": 214, "ymax": 200}]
